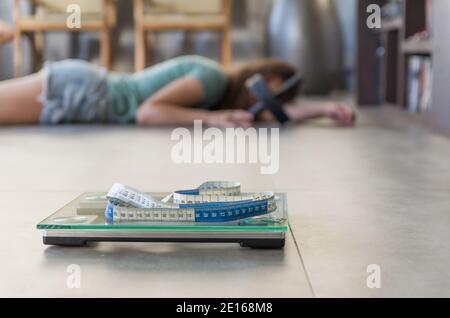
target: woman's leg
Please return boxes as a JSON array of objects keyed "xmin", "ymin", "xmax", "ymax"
[{"xmin": 0, "ymin": 71, "xmax": 45, "ymax": 125}]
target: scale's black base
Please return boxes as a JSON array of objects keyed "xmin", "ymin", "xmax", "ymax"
[
  {"xmin": 43, "ymin": 237, "xmax": 285, "ymax": 249},
  {"xmin": 42, "ymin": 231, "xmax": 286, "ymax": 249}
]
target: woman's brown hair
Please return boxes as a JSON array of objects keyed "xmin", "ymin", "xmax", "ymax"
[{"xmin": 217, "ymin": 58, "xmax": 300, "ymax": 110}]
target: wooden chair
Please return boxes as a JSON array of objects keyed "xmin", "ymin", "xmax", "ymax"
[
  {"xmin": 133, "ymin": 0, "xmax": 232, "ymax": 72},
  {"xmin": 13, "ymin": 0, "xmax": 117, "ymax": 77}
]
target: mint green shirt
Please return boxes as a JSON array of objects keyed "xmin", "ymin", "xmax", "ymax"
[{"xmin": 106, "ymin": 55, "xmax": 229, "ymax": 123}]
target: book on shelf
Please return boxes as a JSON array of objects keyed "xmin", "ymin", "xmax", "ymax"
[{"xmin": 406, "ymin": 55, "xmax": 433, "ymax": 113}]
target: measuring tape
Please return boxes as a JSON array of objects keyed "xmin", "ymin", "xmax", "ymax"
[{"xmin": 105, "ymin": 182, "xmax": 276, "ymax": 223}]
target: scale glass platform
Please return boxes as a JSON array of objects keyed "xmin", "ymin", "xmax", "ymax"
[{"xmin": 37, "ymin": 193, "xmax": 289, "ymax": 249}]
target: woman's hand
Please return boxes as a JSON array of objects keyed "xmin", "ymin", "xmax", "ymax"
[
  {"xmin": 324, "ymin": 103, "xmax": 355, "ymax": 126},
  {"xmin": 206, "ymin": 110, "xmax": 254, "ymax": 128}
]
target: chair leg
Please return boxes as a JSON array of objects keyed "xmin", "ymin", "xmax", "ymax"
[
  {"xmin": 221, "ymin": 27, "xmax": 232, "ymax": 69},
  {"xmin": 110, "ymin": 28, "xmax": 119, "ymax": 69},
  {"xmin": 100, "ymin": 29, "xmax": 112, "ymax": 69},
  {"xmin": 13, "ymin": 30, "xmax": 22, "ymax": 77},
  {"xmin": 33, "ymin": 31, "xmax": 45, "ymax": 72},
  {"xmin": 134, "ymin": 0, "xmax": 145, "ymax": 71},
  {"xmin": 135, "ymin": 28, "xmax": 146, "ymax": 72},
  {"xmin": 69, "ymin": 33, "xmax": 80, "ymax": 59},
  {"xmin": 145, "ymin": 32, "xmax": 156, "ymax": 67},
  {"xmin": 181, "ymin": 31, "xmax": 193, "ymax": 55}
]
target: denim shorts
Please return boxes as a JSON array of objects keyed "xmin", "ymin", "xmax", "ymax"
[{"xmin": 40, "ymin": 60, "xmax": 109, "ymax": 124}]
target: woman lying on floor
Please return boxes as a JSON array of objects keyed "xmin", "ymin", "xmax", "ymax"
[{"xmin": 0, "ymin": 53, "xmax": 355, "ymax": 128}]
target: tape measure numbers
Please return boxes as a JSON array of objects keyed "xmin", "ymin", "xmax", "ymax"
[{"xmin": 105, "ymin": 182, "xmax": 277, "ymax": 223}]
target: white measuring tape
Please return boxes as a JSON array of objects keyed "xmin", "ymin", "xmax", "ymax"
[{"xmin": 105, "ymin": 181, "xmax": 276, "ymax": 223}]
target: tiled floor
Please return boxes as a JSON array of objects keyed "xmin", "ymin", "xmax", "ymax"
[{"xmin": 0, "ymin": 107, "xmax": 449, "ymax": 297}]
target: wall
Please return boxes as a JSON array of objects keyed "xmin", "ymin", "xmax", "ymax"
[
  {"xmin": 335, "ymin": 0, "xmax": 357, "ymax": 90},
  {"xmin": 429, "ymin": 0, "xmax": 450, "ymax": 136}
]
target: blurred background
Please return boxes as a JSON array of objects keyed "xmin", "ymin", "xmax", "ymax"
[
  {"xmin": 0, "ymin": 0, "xmax": 356, "ymax": 90},
  {"xmin": 0, "ymin": 0, "xmax": 448, "ymax": 136}
]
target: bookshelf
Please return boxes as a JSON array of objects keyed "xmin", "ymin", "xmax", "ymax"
[
  {"xmin": 358, "ymin": 0, "xmax": 450, "ymax": 137},
  {"xmin": 401, "ymin": 39, "xmax": 432, "ymax": 55},
  {"xmin": 357, "ymin": 0, "xmax": 433, "ymax": 108}
]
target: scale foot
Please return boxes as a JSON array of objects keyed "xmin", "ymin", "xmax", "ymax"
[
  {"xmin": 240, "ymin": 239, "xmax": 285, "ymax": 249},
  {"xmin": 43, "ymin": 237, "xmax": 88, "ymax": 247}
]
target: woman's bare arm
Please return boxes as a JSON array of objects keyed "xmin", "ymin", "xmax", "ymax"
[
  {"xmin": 259, "ymin": 100, "xmax": 355, "ymax": 126},
  {"xmin": 136, "ymin": 76, "xmax": 253, "ymax": 127},
  {"xmin": 136, "ymin": 76, "xmax": 209, "ymax": 125}
]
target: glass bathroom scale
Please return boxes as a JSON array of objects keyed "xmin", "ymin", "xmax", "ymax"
[{"xmin": 37, "ymin": 193, "xmax": 289, "ymax": 249}]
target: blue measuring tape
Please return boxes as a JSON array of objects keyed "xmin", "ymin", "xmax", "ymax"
[{"xmin": 105, "ymin": 182, "xmax": 277, "ymax": 223}]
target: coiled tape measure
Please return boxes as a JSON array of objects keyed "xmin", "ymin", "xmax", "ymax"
[{"xmin": 105, "ymin": 181, "xmax": 277, "ymax": 223}]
